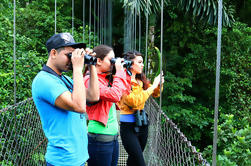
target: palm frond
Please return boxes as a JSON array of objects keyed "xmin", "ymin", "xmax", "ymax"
[
  {"xmin": 121, "ymin": 0, "xmax": 235, "ymax": 26},
  {"xmin": 120, "ymin": 0, "xmax": 168, "ymax": 15},
  {"xmin": 177, "ymin": 0, "xmax": 235, "ymax": 26}
]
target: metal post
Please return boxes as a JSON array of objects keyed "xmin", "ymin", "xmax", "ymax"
[{"xmin": 212, "ymin": 0, "xmax": 223, "ymax": 165}]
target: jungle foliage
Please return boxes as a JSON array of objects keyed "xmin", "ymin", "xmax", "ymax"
[{"xmin": 0, "ymin": 0, "xmax": 250, "ymax": 165}]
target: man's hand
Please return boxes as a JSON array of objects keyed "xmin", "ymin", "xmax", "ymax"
[{"xmin": 71, "ymin": 48, "xmax": 85, "ymax": 70}]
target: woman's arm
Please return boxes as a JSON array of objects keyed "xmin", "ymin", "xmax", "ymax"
[
  {"xmin": 122, "ymin": 82, "xmax": 157, "ymax": 109},
  {"xmin": 99, "ymin": 70, "xmax": 131, "ymax": 102},
  {"xmin": 86, "ymin": 65, "xmax": 100, "ymax": 101}
]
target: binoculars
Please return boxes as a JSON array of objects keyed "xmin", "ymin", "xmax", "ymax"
[
  {"xmin": 135, "ymin": 110, "xmax": 148, "ymax": 127},
  {"xmin": 67, "ymin": 53, "xmax": 97, "ymax": 65},
  {"xmin": 110, "ymin": 58, "xmax": 132, "ymax": 68},
  {"xmin": 110, "ymin": 58, "xmax": 132, "ymax": 76}
]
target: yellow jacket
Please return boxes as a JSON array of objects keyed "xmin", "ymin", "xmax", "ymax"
[{"xmin": 118, "ymin": 79, "xmax": 162, "ymax": 115}]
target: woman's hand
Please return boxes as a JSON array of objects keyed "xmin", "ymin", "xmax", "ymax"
[
  {"xmin": 85, "ymin": 48, "xmax": 96, "ymax": 57},
  {"xmin": 115, "ymin": 58, "xmax": 124, "ymax": 72},
  {"xmin": 152, "ymin": 72, "xmax": 164, "ymax": 88}
]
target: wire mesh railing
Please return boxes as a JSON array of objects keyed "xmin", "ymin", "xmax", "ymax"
[
  {"xmin": 0, "ymin": 97, "xmax": 209, "ymax": 166},
  {"xmin": 0, "ymin": 98, "xmax": 47, "ymax": 166},
  {"xmin": 0, "ymin": 98, "xmax": 128, "ymax": 166},
  {"xmin": 144, "ymin": 97, "xmax": 209, "ymax": 166}
]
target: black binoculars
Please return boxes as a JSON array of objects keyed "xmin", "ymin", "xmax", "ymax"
[
  {"xmin": 110, "ymin": 58, "xmax": 132, "ymax": 68},
  {"xmin": 110, "ymin": 58, "xmax": 132, "ymax": 76},
  {"xmin": 135, "ymin": 110, "xmax": 148, "ymax": 127},
  {"xmin": 67, "ymin": 53, "xmax": 97, "ymax": 65}
]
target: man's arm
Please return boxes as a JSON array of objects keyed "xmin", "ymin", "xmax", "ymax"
[
  {"xmin": 55, "ymin": 48, "xmax": 86, "ymax": 113},
  {"xmin": 86, "ymin": 65, "xmax": 100, "ymax": 101}
]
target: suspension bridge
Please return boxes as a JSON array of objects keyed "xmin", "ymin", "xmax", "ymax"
[
  {"xmin": 0, "ymin": 97, "xmax": 209, "ymax": 165},
  {"xmin": 1, "ymin": 0, "xmax": 225, "ymax": 165}
]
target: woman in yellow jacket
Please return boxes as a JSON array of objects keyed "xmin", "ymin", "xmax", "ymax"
[{"xmin": 117, "ymin": 51, "xmax": 164, "ymax": 166}]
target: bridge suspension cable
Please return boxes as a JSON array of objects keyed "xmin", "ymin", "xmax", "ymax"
[
  {"xmin": 212, "ymin": 0, "xmax": 223, "ymax": 165},
  {"xmin": 83, "ymin": 0, "xmax": 86, "ymax": 42},
  {"xmin": 88, "ymin": 0, "xmax": 91, "ymax": 45},
  {"xmin": 160, "ymin": 0, "xmax": 163, "ymax": 116},
  {"xmin": 144, "ymin": 0, "xmax": 149, "ymax": 75},
  {"xmin": 138, "ymin": 7, "xmax": 141, "ymax": 52},
  {"xmin": 54, "ymin": 0, "xmax": 56, "ymax": 34},
  {"xmin": 13, "ymin": 0, "xmax": 16, "ymax": 106},
  {"xmin": 72, "ymin": 0, "xmax": 74, "ymax": 36}
]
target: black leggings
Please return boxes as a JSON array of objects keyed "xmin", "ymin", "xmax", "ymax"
[{"xmin": 120, "ymin": 122, "xmax": 148, "ymax": 166}]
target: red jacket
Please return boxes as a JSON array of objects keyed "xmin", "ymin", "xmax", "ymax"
[{"xmin": 84, "ymin": 69, "xmax": 131, "ymax": 126}]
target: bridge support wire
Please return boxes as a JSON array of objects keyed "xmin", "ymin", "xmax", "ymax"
[
  {"xmin": 54, "ymin": 0, "xmax": 56, "ymax": 34},
  {"xmin": 212, "ymin": 0, "xmax": 223, "ymax": 165}
]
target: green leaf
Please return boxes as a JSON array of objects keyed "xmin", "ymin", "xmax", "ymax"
[
  {"xmin": 186, "ymin": 0, "xmax": 191, "ymax": 12},
  {"xmin": 197, "ymin": 3, "xmax": 202, "ymax": 16},
  {"xmin": 213, "ymin": 1, "xmax": 217, "ymax": 16},
  {"xmin": 193, "ymin": 0, "xmax": 196, "ymax": 8}
]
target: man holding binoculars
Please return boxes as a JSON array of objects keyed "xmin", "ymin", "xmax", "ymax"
[{"xmin": 32, "ymin": 32, "xmax": 99, "ymax": 166}]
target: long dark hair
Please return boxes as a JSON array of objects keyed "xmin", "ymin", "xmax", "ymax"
[
  {"xmin": 93, "ymin": 44, "xmax": 113, "ymax": 60},
  {"xmin": 94, "ymin": 44, "xmax": 114, "ymax": 86},
  {"xmin": 123, "ymin": 51, "xmax": 150, "ymax": 90},
  {"xmin": 84, "ymin": 44, "xmax": 113, "ymax": 76}
]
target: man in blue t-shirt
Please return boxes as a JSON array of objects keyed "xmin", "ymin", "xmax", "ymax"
[{"xmin": 32, "ymin": 33, "xmax": 99, "ymax": 166}]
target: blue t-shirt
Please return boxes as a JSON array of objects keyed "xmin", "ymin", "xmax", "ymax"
[{"xmin": 32, "ymin": 71, "xmax": 88, "ymax": 166}]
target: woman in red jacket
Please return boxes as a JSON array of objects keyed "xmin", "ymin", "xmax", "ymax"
[{"xmin": 83, "ymin": 45, "xmax": 130, "ymax": 166}]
